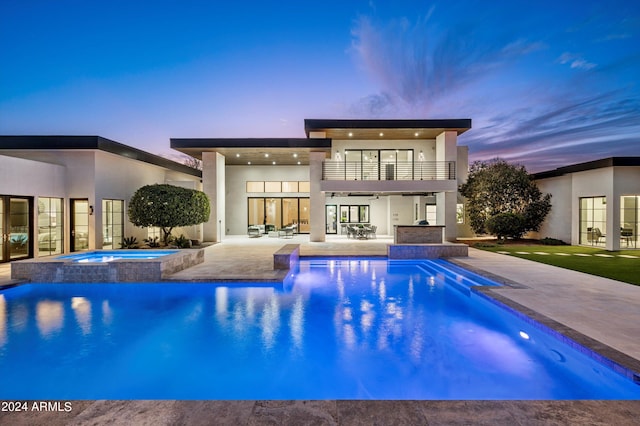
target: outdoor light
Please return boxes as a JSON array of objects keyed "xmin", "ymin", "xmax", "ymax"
[
  {"xmin": 379, "ymin": 132, "xmax": 384, "ymax": 137},
  {"xmin": 236, "ymin": 153, "xmax": 240, "ymax": 157},
  {"xmin": 348, "ymin": 132, "xmax": 353, "ymax": 137},
  {"xmin": 297, "ymin": 161, "xmax": 301, "ymax": 165},
  {"xmin": 293, "ymin": 153, "xmax": 298, "ymax": 158},
  {"xmin": 415, "ymin": 132, "xmax": 419, "ymax": 137},
  {"xmin": 519, "ymin": 331, "xmax": 530, "ymax": 340},
  {"xmin": 272, "ymin": 161, "xmax": 276, "ymax": 165},
  {"xmin": 265, "ymin": 153, "xmax": 269, "ymax": 158}
]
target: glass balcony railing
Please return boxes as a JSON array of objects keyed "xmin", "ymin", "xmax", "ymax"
[{"xmin": 322, "ymin": 161, "xmax": 456, "ymax": 181}]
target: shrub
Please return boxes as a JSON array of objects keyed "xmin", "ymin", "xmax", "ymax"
[
  {"xmin": 173, "ymin": 234, "xmax": 192, "ymax": 249},
  {"xmin": 539, "ymin": 237, "xmax": 567, "ymax": 246},
  {"xmin": 485, "ymin": 212, "xmax": 525, "ymax": 240},
  {"xmin": 144, "ymin": 236, "xmax": 161, "ymax": 248},
  {"xmin": 120, "ymin": 236, "xmax": 139, "ymax": 249}
]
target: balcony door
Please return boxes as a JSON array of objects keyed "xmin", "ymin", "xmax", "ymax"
[{"xmin": 1, "ymin": 196, "xmax": 33, "ymax": 263}]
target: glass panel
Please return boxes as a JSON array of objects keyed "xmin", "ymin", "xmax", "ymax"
[
  {"xmin": 265, "ymin": 198, "xmax": 281, "ymax": 229},
  {"xmin": 426, "ymin": 204, "xmax": 437, "ymax": 225},
  {"xmin": 102, "ymin": 199, "xmax": 124, "ymax": 249},
  {"xmin": 73, "ymin": 200, "xmax": 90, "ymax": 251},
  {"xmin": 350, "ymin": 206, "xmax": 359, "ymax": 223},
  {"xmin": 620, "ymin": 195, "xmax": 638, "ymax": 249},
  {"xmin": 281, "ymin": 182, "xmax": 299, "ymax": 193},
  {"xmin": 340, "ymin": 206, "xmax": 349, "ymax": 223},
  {"xmin": 344, "ymin": 151, "xmax": 362, "ymax": 180},
  {"xmin": 264, "ymin": 182, "xmax": 281, "ymax": 193},
  {"xmin": 248, "ymin": 198, "xmax": 265, "ymax": 227},
  {"xmin": 362, "ymin": 150, "xmax": 379, "ymax": 180},
  {"xmin": 282, "ymin": 198, "xmax": 299, "ymax": 227},
  {"xmin": 246, "ymin": 182, "xmax": 265, "ymax": 193},
  {"xmin": 456, "ymin": 203, "xmax": 465, "ymax": 224},
  {"xmin": 579, "ymin": 196, "xmax": 606, "ymax": 247},
  {"xmin": 326, "ymin": 205, "xmax": 337, "ymax": 234},
  {"xmin": 298, "ymin": 182, "xmax": 310, "ymax": 193},
  {"xmin": 37, "ymin": 197, "xmax": 63, "ymax": 256},
  {"xmin": 298, "ymin": 198, "xmax": 310, "ymax": 233},
  {"xmin": 9, "ymin": 198, "xmax": 30, "ymax": 259},
  {"xmin": 359, "ymin": 205, "xmax": 369, "ymax": 223}
]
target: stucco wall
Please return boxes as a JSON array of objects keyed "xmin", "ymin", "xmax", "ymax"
[
  {"xmin": 225, "ymin": 165, "xmax": 310, "ymax": 235},
  {"xmin": 0, "ymin": 155, "xmax": 66, "ymax": 197},
  {"xmin": 532, "ymin": 175, "xmax": 572, "ymax": 243}
]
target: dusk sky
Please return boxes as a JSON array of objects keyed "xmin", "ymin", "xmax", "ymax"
[{"xmin": 1, "ymin": 0, "xmax": 639, "ymax": 172}]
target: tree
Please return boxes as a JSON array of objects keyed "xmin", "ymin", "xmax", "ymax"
[
  {"xmin": 459, "ymin": 159, "xmax": 551, "ymax": 237},
  {"xmin": 128, "ymin": 184, "xmax": 210, "ymax": 244}
]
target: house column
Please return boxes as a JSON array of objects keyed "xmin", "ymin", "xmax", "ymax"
[
  {"xmin": 202, "ymin": 151, "xmax": 226, "ymax": 242},
  {"xmin": 309, "ymin": 151, "xmax": 325, "ymax": 242},
  {"xmin": 437, "ymin": 131, "xmax": 458, "ymax": 241},
  {"xmin": 607, "ymin": 189, "xmax": 620, "ymax": 251}
]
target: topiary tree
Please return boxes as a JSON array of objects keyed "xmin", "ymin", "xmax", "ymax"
[
  {"xmin": 459, "ymin": 158, "xmax": 551, "ymax": 238},
  {"xmin": 128, "ymin": 184, "xmax": 210, "ymax": 245}
]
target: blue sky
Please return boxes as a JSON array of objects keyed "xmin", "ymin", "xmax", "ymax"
[{"xmin": 1, "ymin": 0, "xmax": 639, "ymax": 172}]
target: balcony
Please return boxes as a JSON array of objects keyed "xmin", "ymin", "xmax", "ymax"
[{"xmin": 322, "ymin": 161, "xmax": 456, "ymax": 181}]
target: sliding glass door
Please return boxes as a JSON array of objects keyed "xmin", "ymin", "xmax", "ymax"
[
  {"xmin": 248, "ymin": 197, "xmax": 310, "ymax": 233},
  {"xmin": 1, "ymin": 196, "xmax": 33, "ymax": 262}
]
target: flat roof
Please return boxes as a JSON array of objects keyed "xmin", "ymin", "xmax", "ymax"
[
  {"xmin": 304, "ymin": 118, "xmax": 472, "ymax": 139},
  {"xmin": 533, "ymin": 157, "xmax": 640, "ymax": 180},
  {"xmin": 171, "ymin": 138, "xmax": 332, "ymax": 165},
  {"xmin": 0, "ymin": 135, "xmax": 201, "ymax": 177}
]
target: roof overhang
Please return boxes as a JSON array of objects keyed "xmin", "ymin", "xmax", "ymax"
[
  {"xmin": 171, "ymin": 138, "xmax": 332, "ymax": 165},
  {"xmin": 0, "ymin": 135, "xmax": 201, "ymax": 177},
  {"xmin": 532, "ymin": 157, "xmax": 640, "ymax": 180},
  {"xmin": 304, "ymin": 119, "xmax": 472, "ymax": 139}
]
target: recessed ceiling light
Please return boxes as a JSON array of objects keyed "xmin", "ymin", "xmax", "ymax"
[
  {"xmin": 236, "ymin": 153, "xmax": 240, "ymax": 157},
  {"xmin": 297, "ymin": 161, "xmax": 301, "ymax": 165},
  {"xmin": 272, "ymin": 161, "xmax": 276, "ymax": 165},
  {"xmin": 293, "ymin": 153, "xmax": 298, "ymax": 158},
  {"xmin": 414, "ymin": 132, "xmax": 419, "ymax": 137},
  {"xmin": 265, "ymin": 153, "xmax": 269, "ymax": 158},
  {"xmin": 379, "ymin": 132, "xmax": 384, "ymax": 137},
  {"xmin": 348, "ymin": 132, "xmax": 353, "ymax": 137},
  {"xmin": 248, "ymin": 161, "xmax": 251, "ymax": 165}
]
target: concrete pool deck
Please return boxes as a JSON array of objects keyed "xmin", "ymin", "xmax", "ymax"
[{"xmin": 1, "ymin": 236, "xmax": 639, "ymax": 424}]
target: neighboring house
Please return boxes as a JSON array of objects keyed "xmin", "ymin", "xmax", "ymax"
[
  {"xmin": 171, "ymin": 118, "xmax": 473, "ymax": 243},
  {"xmin": 0, "ymin": 136, "xmax": 202, "ymax": 263},
  {"xmin": 532, "ymin": 157, "xmax": 640, "ymax": 251}
]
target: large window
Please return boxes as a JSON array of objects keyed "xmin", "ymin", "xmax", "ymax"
[
  {"xmin": 580, "ymin": 197, "xmax": 607, "ymax": 247},
  {"xmin": 248, "ymin": 197, "xmax": 310, "ymax": 233},
  {"xmin": 343, "ymin": 149, "xmax": 414, "ymax": 180},
  {"xmin": 102, "ymin": 199, "xmax": 124, "ymax": 249},
  {"xmin": 339, "ymin": 205, "xmax": 369, "ymax": 223},
  {"xmin": 621, "ymin": 196, "xmax": 639, "ymax": 249},
  {"xmin": 37, "ymin": 197, "xmax": 63, "ymax": 256},
  {"xmin": 246, "ymin": 181, "xmax": 310, "ymax": 193}
]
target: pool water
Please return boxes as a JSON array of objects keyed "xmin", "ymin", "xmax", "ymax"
[
  {"xmin": 0, "ymin": 258, "xmax": 638, "ymax": 399},
  {"xmin": 56, "ymin": 249, "xmax": 179, "ymax": 263}
]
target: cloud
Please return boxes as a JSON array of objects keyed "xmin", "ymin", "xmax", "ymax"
[{"xmin": 557, "ymin": 52, "xmax": 597, "ymax": 70}]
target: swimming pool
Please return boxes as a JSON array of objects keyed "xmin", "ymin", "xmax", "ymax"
[
  {"xmin": 57, "ymin": 250, "xmax": 179, "ymax": 263},
  {"xmin": 1, "ymin": 258, "xmax": 638, "ymax": 399}
]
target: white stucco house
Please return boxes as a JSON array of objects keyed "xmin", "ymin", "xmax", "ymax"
[
  {"xmin": 0, "ymin": 119, "xmax": 472, "ymax": 263},
  {"xmin": 171, "ymin": 118, "xmax": 473, "ymax": 243},
  {"xmin": 532, "ymin": 157, "xmax": 640, "ymax": 251},
  {"xmin": 0, "ymin": 136, "xmax": 202, "ymax": 263}
]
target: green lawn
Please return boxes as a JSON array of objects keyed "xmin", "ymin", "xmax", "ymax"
[{"xmin": 473, "ymin": 243, "xmax": 640, "ymax": 286}]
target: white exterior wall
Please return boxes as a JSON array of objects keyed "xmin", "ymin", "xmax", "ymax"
[
  {"xmin": 0, "ymin": 155, "xmax": 66, "ymax": 197},
  {"xmin": 533, "ymin": 175, "xmax": 572, "ymax": 243},
  {"xmin": 225, "ymin": 165, "xmax": 309, "ymax": 235},
  {"xmin": 535, "ymin": 165, "xmax": 640, "ymax": 250},
  {"xmin": 1, "ymin": 149, "xmax": 201, "ymax": 257}
]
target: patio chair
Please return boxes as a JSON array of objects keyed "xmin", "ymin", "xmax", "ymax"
[
  {"xmin": 586, "ymin": 227, "xmax": 604, "ymax": 244},
  {"xmin": 621, "ymin": 228, "xmax": 633, "ymax": 246},
  {"xmin": 366, "ymin": 225, "xmax": 377, "ymax": 239}
]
